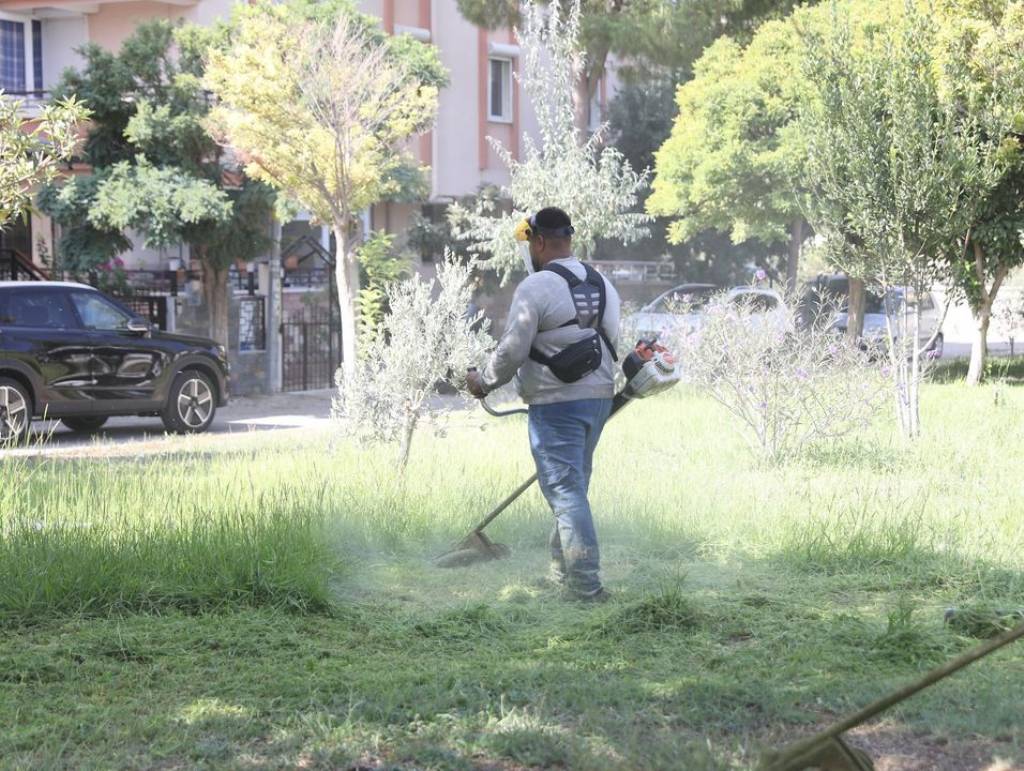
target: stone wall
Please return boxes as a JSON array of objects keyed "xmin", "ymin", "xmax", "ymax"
[{"xmin": 171, "ymin": 291, "xmax": 270, "ymax": 398}]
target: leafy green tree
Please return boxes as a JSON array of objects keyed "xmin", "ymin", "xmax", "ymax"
[
  {"xmin": 933, "ymin": 0, "xmax": 1024, "ymax": 384},
  {"xmin": 606, "ymin": 77, "xmax": 677, "ymax": 175},
  {"xmin": 0, "ymin": 94, "xmax": 88, "ymax": 227},
  {"xmin": 450, "ymin": 0, "xmax": 649, "ymax": 276},
  {"xmin": 206, "ymin": 0, "xmax": 445, "ymax": 376},
  {"xmin": 799, "ymin": 4, "xmax": 1019, "ymax": 437},
  {"xmin": 647, "ymin": 19, "xmax": 812, "ymax": 293},
  {"xmin": 38, "ymin": 20, "xmax": 273, "ymax": 346},
  {"xmin": 459, "ymin": 0, "xmax": 807, "ymax": 132}
]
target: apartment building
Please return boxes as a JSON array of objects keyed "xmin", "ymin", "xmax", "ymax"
[{"xmin": 0, "ymin": 0, "xmax": 614, "ymax": 393}]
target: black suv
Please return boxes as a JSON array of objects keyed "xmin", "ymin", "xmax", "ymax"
[{"xmin": 0, "ymin": 282, "xmax": 229, "ymax": 442}]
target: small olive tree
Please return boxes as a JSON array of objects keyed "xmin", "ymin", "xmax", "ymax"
[
  {"xmin": 334, "ymin": 256, "xmax": 492, "ymax": 468},
  {"xmin": 450, "ymin": 0, "xmax": 649, "ymax": 276},
  {"xmin": 1, "ymin": 94, "xmax": 87, "ymax": 226}
]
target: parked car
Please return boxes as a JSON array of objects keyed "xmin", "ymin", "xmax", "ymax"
[
  {"xmin": 798, "ymin": 275, "xmax": 944, "ymax": 357},
  {"xmin": 629, "ymin": 284, "xmax": 790, "ymax": 341},
  {"xmin": 0, "ymin": 282, "xmax": 230, "ymax": 443}
]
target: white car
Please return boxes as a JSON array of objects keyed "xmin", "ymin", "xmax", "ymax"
[{"xmin": 629, "ymin": 284, "xmax": 791, "ymax": 342}]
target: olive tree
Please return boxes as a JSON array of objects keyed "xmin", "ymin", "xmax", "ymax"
[
  {"xmin": 799, "ymin": 6, "xmax": 1013, "ymax": 437},
  {"xmin": 933, "ymin": 1, "xmax": 1024, "ymax": 384},
  {"xmin": 0, "ymin": 94, "xmax": 87, "ymax": 226},
  {"xmin": 334, "ymin": 256, "xmax": 493, "ymax": 469}
]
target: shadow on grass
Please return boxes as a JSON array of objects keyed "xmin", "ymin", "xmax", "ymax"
[
  {"xmin": 771, "ymin": 505, "xmax": 1024, "ymax": 596},
  {"xmin": 930, "ymin": 356, "xmax": 1024, "ymax": 384}
]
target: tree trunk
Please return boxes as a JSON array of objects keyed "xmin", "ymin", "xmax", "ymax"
[
  {"xmin": 333, "ymin": 224, "xmax": 360, "ymax": 380},
  {"xmin": 908, "ymin": 297, "xmax": 922, "ymax": 439},
  {"xmin": 846, "ymin": 276, "xmax": 866, "ymax": 341},
  {"xmin": 786, "ymin": 219, "xmax": 802, "ymax": 296},
  {"xmin": 967, "ymin": 300, "xmax": 992, "ymax": 386},
  {"xmin": 573, "ymin": 72, "xmax": 591, "ymax": 136},
  {"xmin": 397, "ymin": 412, "xmax": 417, "ymax": 470},
  {"xmin": 202, "ymin": 262, "xmax": 230, "ymax": 348},
  {"xmin": 966, "ymin": 242, "xmax": 1010, "ymax": 387}
]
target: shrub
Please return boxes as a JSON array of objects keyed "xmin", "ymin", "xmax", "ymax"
[
  {"xmin": 334, "ymin": 254, "xmax": 493, "ymax": 468},
  {"xmin": 675, "ymin": 293, "xmax": 888, "ymax": 461}
]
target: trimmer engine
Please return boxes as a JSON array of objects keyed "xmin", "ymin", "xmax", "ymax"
[{"xmin": 620, "ymin": 338, "xmax": 682, "ymax": 400}]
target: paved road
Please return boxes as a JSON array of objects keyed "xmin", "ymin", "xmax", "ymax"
[{"xmin": 6, "ymin": 389, "xmax": 336, "ymax": 458}]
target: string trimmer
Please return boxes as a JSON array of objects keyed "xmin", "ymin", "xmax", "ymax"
[
  {"xmin": 434, "ymin": 338, "xmax": 681, "ymax": 569},
  {"xmin": 760, "ymin": 615, "xmax": 1024, "ymax": 770}
]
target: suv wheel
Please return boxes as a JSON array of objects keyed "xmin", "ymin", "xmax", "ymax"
[
  {"xmin": 61, "ymin": 416, "xmax": 109, "ymax": 433},
  {"xmin": 0, "ymin": 377, "xmax": 31, "ymax": 444},
  {"xmin": 162, "ymin": 371, "xmax": 217, "ymax": 434}
]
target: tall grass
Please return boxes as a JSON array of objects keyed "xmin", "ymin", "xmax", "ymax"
[
  {"xmin": 0, "ymin": 451, "xmax": 336, "ymax": 621},
  {"xmin": 3, "ymin": 378, "xmax": 1023, "ymax": 622}
]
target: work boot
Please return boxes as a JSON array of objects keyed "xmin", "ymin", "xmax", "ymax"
[{"xmin": 571, "ymin": 587, "xmax": 611, "ymax": 604}]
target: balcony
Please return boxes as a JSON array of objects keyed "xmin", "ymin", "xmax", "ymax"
[
  {"xmin": 1, "ymin": 1, "xmax": 197, "ymax": 9},
  {"xmin": 591, "ymin": 260, "xmax": 677, "ymax": 284},
  {"xmin": 2, "ymin": 90, "xmax": 51, "ymax": 118}
]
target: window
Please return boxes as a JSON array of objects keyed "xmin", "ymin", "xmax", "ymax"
[
  {"xmin": 70, "ymin": 291, "xmax": 132, "ymax": 331},
  {"xmin": 0, "ymin": 290, "xmax": 77, "ymax": 329},
  {"xmin": 0, "ymin": 20, "xmax": 26, "ymax": 93},
  {"xmin": 488, "ymin": 57, "xmax": 512, "ymax": 122},
  {"xmin": 31, "ymin": 20, "xmax": 41, "ymax": 92}
]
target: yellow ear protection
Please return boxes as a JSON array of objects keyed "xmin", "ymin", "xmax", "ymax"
[{"xmin": 514, "ymin": 214, "xmax": 575, "ymax": 242}]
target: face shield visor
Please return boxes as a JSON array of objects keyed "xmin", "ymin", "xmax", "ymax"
[{"xmin": 514, "ymin": 217, "xmax": 536, "ymax": 274}]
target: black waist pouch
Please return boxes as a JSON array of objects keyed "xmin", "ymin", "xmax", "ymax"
[{"xmin": 529, "ymin": 331, "xmax": 603, "ymax": 383}]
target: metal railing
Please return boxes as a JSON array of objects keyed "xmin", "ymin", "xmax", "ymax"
[
  {"xmin": 0, "ymin": 249, "xmax": 48, "ymax": 281},
  {"xmin": 70, "ymin": 269, "xmax": 198, "ymax": 296},
  {"xmin": 283, "ymin": 267, "xmax": 331, "ymax": 289},
  {"xmin": 591, "ymin": 260, "xmax": 677, "ymax": 283},
  {"xmin": 227, "ymin": 266, "xmax": 258, "ymax": 295},
  {"xmin": 2, "ymin": 90, "xmax": 51, "ymax": 113}
]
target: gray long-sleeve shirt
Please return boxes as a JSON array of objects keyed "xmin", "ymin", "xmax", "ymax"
[{"xmin": 482, "ymin": 257, "xmax": 621, "ymax": 405}]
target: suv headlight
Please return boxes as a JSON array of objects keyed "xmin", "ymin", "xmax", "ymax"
[{"xmin": 215, "ymin": 344, "xmax": 228, "ymax": 361}]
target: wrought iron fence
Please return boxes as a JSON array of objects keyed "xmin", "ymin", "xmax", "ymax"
[
  {"xmin": 238, "ymin": 296, "xmax": 267, "ymax": 352},
  {"xmin": 281, "ymin": 305, "xmax": 341, "ymax": 391}
]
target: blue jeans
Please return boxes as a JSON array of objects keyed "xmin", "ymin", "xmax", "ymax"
[{"xmin": 528, "ymin": 398, "xmax": 613, "ymax": 597}]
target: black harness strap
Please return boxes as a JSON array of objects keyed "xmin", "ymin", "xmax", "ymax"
[{"xmin": 528, "ymin": 262, "xmax": 618, "ymax": 367}]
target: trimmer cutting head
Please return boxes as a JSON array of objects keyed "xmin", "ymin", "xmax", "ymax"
[{"xmin": 434, "ymin": 530, "xmax": 511, "ymax": 569}]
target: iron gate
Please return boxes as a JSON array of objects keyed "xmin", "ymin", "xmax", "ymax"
[
  {"xmin": 114, "ymin": 294, "xmax": 168, "ymax": 330},
  {"xmin": 281, "ymin": 306, "xmax": 342, "ymax": 391}
]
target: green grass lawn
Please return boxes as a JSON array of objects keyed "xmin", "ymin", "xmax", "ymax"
[{"xmin": 2, "ymin": 380, "xmax": 1023, "ymax": 769}]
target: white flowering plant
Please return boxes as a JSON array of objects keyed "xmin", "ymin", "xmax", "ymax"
[
  {"xmin": 675, "ymin": 294, "xmax": 888, "ymax": 462},
  {"xmin": 449, "ymin": 0, "xmax": 650, "ymax": 278}
]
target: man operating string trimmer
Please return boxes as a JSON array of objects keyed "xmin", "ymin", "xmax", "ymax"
[{"xmin": 466, "ymin": 207, "xmax": 621, "ymax": 602}]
